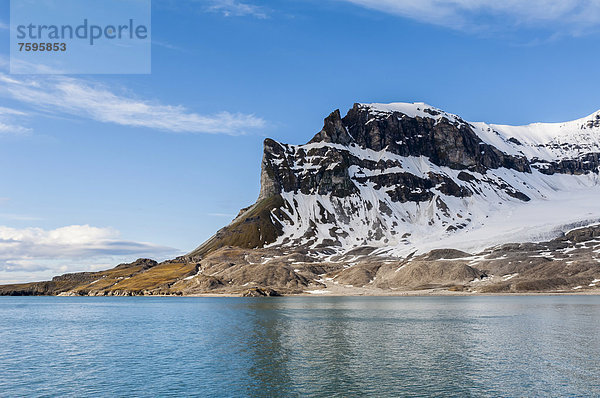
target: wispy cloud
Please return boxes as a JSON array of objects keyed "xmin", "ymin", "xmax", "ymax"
[
  {"xmin": 0, "ymin": 214, "xmax": 42, "ymax": 221},
  {"xmin": 153, "ymin": 40, "xmax": 190, "ymax": 53},
  {"xmin": 206, "ymin": 0, "xmax": 268, "ymax": 18},
  {"xmin": 0, "ymin": 73, "xmax": 266, "ymax": 135},
  {"xmin": 207, "ymin": 212, "xmax": 236, "ymax": 217},
  {"xmin": 0, "ymin": 22, "xmax": 8, "ymax": 30},
  {"xmin": 0, "ymin": 224, "xmax": 179, "ymax": 282},
  {"xmin": 340, "ymin": 0, "xmax": 600, "ymax": 35},
  {"xmin": 0, "ymin": 122, "xmax": 31, "ymax": 135},
  {"xmin": 0, "ymin": 106, "xmax": 32, "ymax": 136}
]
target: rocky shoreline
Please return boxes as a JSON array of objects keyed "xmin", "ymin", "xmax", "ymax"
[{"xmin": 2, "ymin": 224, "xmax": 600, "ymax": 297}]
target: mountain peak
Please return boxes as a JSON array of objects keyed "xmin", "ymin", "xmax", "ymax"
[
  {"xmin": 6, "ymin": 102, "xmax": 600, "ymax": 296},
  {"xmin": 308, "ymin": 109, "xmax": 354, "ymax": 145},
  {"xmin": 190, "ymin": 102, "xmax": 600, "ymax": 261}
]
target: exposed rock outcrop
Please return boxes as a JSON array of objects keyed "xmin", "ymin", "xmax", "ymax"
[{"xmin": 4, "ymin": 102, "xmax": 600, "ymax": 296}]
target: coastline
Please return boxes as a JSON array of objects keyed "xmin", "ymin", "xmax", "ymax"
[
  {"xmin": 177, "ymin": 288, "xmax": 600, "ymax": 298},
  {"xmin": 4, "ymin": 291, "xmax": 600, "ymax": 298}
]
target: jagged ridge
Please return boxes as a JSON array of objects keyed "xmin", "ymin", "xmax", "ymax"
[{"xmin": 190, "ymin": 102, "xmax": 600, "ymax": 258}]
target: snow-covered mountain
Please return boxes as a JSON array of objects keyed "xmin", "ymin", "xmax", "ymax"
[
  {"xmin": 190, "ymin": 102, "xmax": 600, "ymax": 259},
  {"xmin": 5, "ymin": 102, "xmax": 600, "ymax": 296}
]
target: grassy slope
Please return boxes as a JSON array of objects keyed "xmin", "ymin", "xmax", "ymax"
[
  {"xmin": 0, "ymin": 262, "xmax": 197, "ymax": 296},
  {"xmin": 187, "ymin": 194, "xmax": 286, "ymax": 258}
]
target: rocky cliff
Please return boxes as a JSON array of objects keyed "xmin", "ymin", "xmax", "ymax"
[
  {"xmin": 3, "ymin": 102, "xmax": 600, "ymax": 296},
  {"xmin": 189, "ymin": 102, "xmax": 600, "ymax": 259}
]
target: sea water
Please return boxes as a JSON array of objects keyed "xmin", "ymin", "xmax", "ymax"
[{"xmin": 1, "ymin": 296, "xmax": 599, "ymax": 397}]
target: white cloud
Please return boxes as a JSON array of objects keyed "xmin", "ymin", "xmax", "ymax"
[
  {"xmin": 0, "ymin": 106, "xmax": 31, "ymax": 136},
  {"xmin": 340, "ymin": 0, "xmax": 600, "ymax": 34},
  {"xmin": 0, "ymin": 224, "xmax": 179, "ymax": 283},
  {"xmin": 207, "ymin": 0, "xmax": 268, "ymax": 18},
  {"xmin": 0, "ymin": 224, "xmax": 175, "ymax": 259},
  {"xmin": 0, "ymin": 73, "xmax": 266, "ymax": 135},
  {"xmin": 0, "ymin": 122, "xmax": 31, "ymax": 135}
]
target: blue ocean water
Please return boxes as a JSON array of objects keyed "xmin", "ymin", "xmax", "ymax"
[{"xmin": 0, "ymin": 296, "xmax": 599, "ymax": 397}]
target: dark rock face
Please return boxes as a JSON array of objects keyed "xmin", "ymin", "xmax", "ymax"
[
  {"xmin": 114, "ymin": 258, "xmax": 158, "ymax": 270},
  {"xmin": 342, "ymin": 104, "xmax": 531, "ymax": 173},
  {"xmin": 259, "ymin": 104, "xmax": 536, "ymax": 203},
  {"xmin": 308, "ymin": 109, "xmax": 353, "ymax": 145},
  {"xmin": 534, "ymin": 152, "xmax": 600, "ymax": 175},
  {"xmin": 258, "ymin": 104, "xmax": 600, "ymax": 211},
  {"xmin": 260, "ymin": 137, "xmax": 358, "ymax": 199},
  {"xmin": 190, "ymin": 102, "xmax": 600, "ymax": 256}
]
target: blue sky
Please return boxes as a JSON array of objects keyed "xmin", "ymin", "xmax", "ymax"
[{"xmin": 2, "ymin": 0, "xmax": 600, "ymax": 283}]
